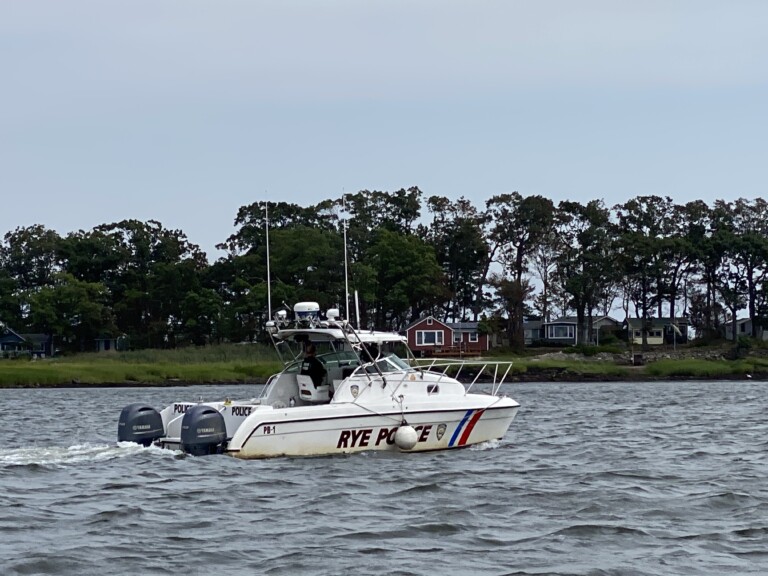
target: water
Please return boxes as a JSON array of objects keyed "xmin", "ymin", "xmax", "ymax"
[{"xmin": 1, "ymin": 380, "xmax": 767, "ymax": 575}]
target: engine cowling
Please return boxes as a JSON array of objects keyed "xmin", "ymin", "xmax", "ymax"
[
  {"xmin": 180, "ymin": 405, "xmax": 227, "ymax": 456},
  {"xmin": 117, "ymin": 404, "xmax": 164, "ymax": 446}
]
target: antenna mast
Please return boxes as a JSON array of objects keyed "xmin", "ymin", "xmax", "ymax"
[
  {"xmin": 343, "ymin": 193, "xmax": 350, "ymax": 322},
  {"xmin": 265, "ymin": 200, "xmax": 272, "ymax": 319}
]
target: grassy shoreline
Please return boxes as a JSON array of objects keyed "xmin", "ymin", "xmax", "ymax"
[
  {"xmin": 0, "ymin": 344, "xmax": 283, "ymax": 388},
  {"xmin": 1, "ymin": 344, "xmax": 765, "ymax": 388}
]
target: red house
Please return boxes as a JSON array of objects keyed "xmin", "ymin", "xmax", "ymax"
[{"xmin": 405, "ymin": 316, "xmax": 490, "ymax": 357}]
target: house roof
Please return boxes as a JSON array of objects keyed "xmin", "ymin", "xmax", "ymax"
[
  {"xmin": 449, "ymin": 321, "xmax": 478, "ymax": 331},
  {"xmin": 404, "ymin": 316, "xmax": 452, "ymax": 331},
  {"xmin": 404, "ymin": 317, "xmax": 481, "ymax": 333},
  {"xmin": 624, "ymin": 317, "xmax": 690, "ymax": 328},
  {"xmin": 0, "ymin": 335, "xmax": 26, "ymax": 345},
  {"xmin": 545, "ymin": 316, "xmax": 578, "ymax": 325},
  {"xmin": 19, "ymin": 333, "xmax": 51, "ymax": 343},
  {"xmin": 544, "ymin": 315, "xmax": 620, "ymax": 326},
  {"xmin": 0, "ymin": 325, "xmax": 26, "ymax": 343}
]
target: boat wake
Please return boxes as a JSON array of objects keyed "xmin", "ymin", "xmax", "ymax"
[
  {"xmin": 470, "ymin": 438, "xmax": 502, "ymax": 451},
  {"xmin": 0, "ymin": 442, "xmax": 175, "ymax": 467}
]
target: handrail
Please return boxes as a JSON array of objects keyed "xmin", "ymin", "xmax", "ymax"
[{"xmin": 412, "ymin": 359, "xmax": 514, "ymax": 396}]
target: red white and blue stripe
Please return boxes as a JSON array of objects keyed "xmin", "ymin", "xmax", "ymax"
[{"xmin": 448, "ymin": 409, "xmax": 486, "ymax": 447}]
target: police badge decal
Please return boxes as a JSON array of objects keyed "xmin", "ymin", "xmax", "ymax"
[{"xmin": 436, "ymin": 423, "xmax": 447, "ymax": 441}]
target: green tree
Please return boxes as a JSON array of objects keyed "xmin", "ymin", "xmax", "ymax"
[
  {"xmin": 614, "ymin": 196, "xmax": 670, "ymax": 347},
  {"xmin": 180, "ymin": 288, "xmax": 224, "ymax": 346},
  {"xmin": 682, "ymin": 200, "xmax": 724, "ymax": 339},
  {"xmin": 486, "ymin": 193, "xmax": 555, "ymax": 348},
  {"xmin": 25, "ymin": 273, "xmax": 116, "ymax": 352},
  {"xmin": 0, "ymin": 268, "xmax": 21, "ymax": 327},
  {"xmin": 489, "ymin": 274, "xmax": 534, "ymax": 345},
  {"xmin": 219, "ymin": 200, "xmax": 338, "ymax": 255},
  {"xmin": 424, "ymin": 196, "xmax": 488, "ymax": 322},
  {"xmin": 0, "ymin": 225, "xmax": 62, "ymax": 291},
  {"xmin": 555, "ymin": 200, "xmax": 618, "ymax": 344},
  {"xmin": 346, "ymin": 187, "xmax": 423, "ymax": 237},
  {"xmin": 728, "ymin": 198, "xmax": 768, "ymax": 337},
  {"xmin": 58, "ymin": 228, "xmax": 128, "ymax": 285},
  {"xmin": 530, "ymin": 228, "xmax": 561, "ymax": 323},
  {"xmin": 93, "ymin": 220, "xmax": 208, "ymax": 348},
  {"xmin": 366, "ymin": 229, "xmax": 447, "ymax": 330},
  {"xmin": 267, "ymin": 226, "xmax": 345, "ymax": 308}
]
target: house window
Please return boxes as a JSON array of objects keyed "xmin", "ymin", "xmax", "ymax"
[
  {"xmin": 427, "ymin": 318, "xmax": 433, "ymax": 325},
  {"xmin": 649, "ymin": 330, "xmax": 662, "ymax": 338},
  {"xmin": 453, "ymin": 332, "xmax": 462, "ymax": 343},
  {"xmin": 548, "ymin": 325, "xmax": 574, "ymax": 339},
  {"xmin": 740, "ymin": 324, "xmax": 746, "ymax": 333},
  {"xmin": 469, "ymin": 333, "xmax": 479, "ymax": 343},
  {"xmin": 416, "ymin": 330, "xmax": 444, "ymax": 346},
  {"xmin": 634, "ymin": 330, "xmax": 642, "ymax": 338}
]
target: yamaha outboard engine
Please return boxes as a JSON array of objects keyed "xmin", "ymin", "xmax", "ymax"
[
  {"xmin": 118, "ymin": 403, "xmax": 164, "ymax": 446},
  {"xmin": 180, "ymin": 405, "xmax": 227, "ymax": 456}
]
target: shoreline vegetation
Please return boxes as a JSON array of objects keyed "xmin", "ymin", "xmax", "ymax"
[{"xmin": 1, "ymin": 343, "xmax": 765, "ymax": 389}]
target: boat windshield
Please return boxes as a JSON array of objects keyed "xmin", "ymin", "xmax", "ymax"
[
  {"xmin": 276, "ymin": 339, "xmax": 410, "ymax": 375},
  {"xmin": 366, "ymin": 354, "xmax": 411, "ymax": 373},
  {"xmin": 282, "ymin": 349, "xmax": 359, "ymax": 374}
]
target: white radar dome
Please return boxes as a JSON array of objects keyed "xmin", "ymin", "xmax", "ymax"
[{"xmin": 293, "ymin": 302, "xmax": 320, "ymax": 321}]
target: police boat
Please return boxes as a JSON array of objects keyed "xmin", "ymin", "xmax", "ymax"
[{"xmin": 118, "ymin": 303, "xmax": 520, "ymax": 458}]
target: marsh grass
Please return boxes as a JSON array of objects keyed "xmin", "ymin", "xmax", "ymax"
[
  {"xmin": 56, "ymin": 343, "xmax": 277, "ymax": 364},
  {"xmin": 645, "ymin": 357, "xmax": 767, "ymax": 378},
  {"xmin": 0, "ymin": 343, "xmax": 283, "ymax": 387},
  {"xmin": 415, "ymin": 357, "xmax": 631, "ymax": 378},
  {"xmin": 0, "ymin": 361, "xmax": 284, "ymax": 387},
  {"xmin": 3, "ymin": 343, "xmax": 765, "ymax": 387},
  {"xmin": 512, "ymin": 358, "xmax": 631, "ymax": 376}
]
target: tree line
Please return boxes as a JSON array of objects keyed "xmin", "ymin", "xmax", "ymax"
[{"xmin": 1, "ymin": 188, "xmax": 766, "ymax": 352}]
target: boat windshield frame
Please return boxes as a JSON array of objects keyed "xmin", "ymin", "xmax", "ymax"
[
  {"xmin": 266, "ymin": 314, "xmax": 423, "ymax": 384},
  {"xmin": 369, "ymin": 354, "xmax": 411, "ymax": 373}
]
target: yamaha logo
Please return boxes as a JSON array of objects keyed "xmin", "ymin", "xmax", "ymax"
[{"xmin": 436, "ymin": 423, "xmax": 447, "ymax": 440}]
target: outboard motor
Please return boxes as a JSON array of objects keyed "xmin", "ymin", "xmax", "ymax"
[
  {"xmin": 180, "ymin": 405, "xmax": 227, "ymax": 456},
  {"xmin": 117, "ymin": 403, "xmax": 164, "ymax": 446}
]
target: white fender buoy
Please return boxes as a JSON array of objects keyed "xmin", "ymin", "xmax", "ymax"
[{"xmin": 394, "ymin": 425, "xmax": 418, "ymax": 450}]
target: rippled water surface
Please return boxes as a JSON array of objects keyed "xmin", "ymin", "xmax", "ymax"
[{"xmin": 1, "ymin": 380, "xmax": 767, "ymax": 575}]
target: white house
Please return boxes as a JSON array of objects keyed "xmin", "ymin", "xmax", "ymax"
[{"xmin": 724, "ymin": 318, "xmax": 768, "ymax": 341}]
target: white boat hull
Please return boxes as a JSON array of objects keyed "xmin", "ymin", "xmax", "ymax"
[
  {"xmin": 226, "ymin": 398, "xmax": 519, "ymax": 458},
  {"xmin": 123, "ymin": 320, "xmax": 522, "ymax": 460}
]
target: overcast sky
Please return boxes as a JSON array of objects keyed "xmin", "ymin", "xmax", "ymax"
[{"xmin": 1, "ymin": 1, "xmax": 766, "ymax": 259}]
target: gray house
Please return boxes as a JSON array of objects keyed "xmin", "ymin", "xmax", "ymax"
[
  {"xmin": 624, "ymin": 317, "xmax": 690, "ymax": 346},
  {"xmin": 0, "ymin": 324, "xmax": 54, "ymax": 357},
  {"xmin": 523, "ymin": 320, "xmax": 544, "ymax": 345},
  {"xmin": 0, "ymin": 324, "xmax": 27, "ymax": 356},
  {"xmin": 724, "ymin": 318, "xmax": 768, "ymax": 341},
  {"xmin": 541, "ymin": 316, "xmax": 621, "ymax": 346}
]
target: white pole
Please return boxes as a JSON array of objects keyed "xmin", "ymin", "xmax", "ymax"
[
  {"xmin": 355, "ymin": 290, "xmax": 360, "ymax": 330},
  {"xmin": 265, "ymin": 201, "xmax": 272, "ymax": 320},
  {"xmin": 343, "ymin": 193, "xmax": 350, "ymax": 322}
]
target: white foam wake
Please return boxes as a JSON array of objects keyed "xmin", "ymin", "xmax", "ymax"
[
  {"xmin": 470, "ymin": 438, "xmax": 502, "ymax": 451},
  {"xmin": 0, "ymin": 442, "xmax": 172, "ymax": 467}
]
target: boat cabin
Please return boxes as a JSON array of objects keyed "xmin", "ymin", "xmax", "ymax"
[{"xmin": 263, "ymin": 331, "xmax": 410, "ymax": 407}]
